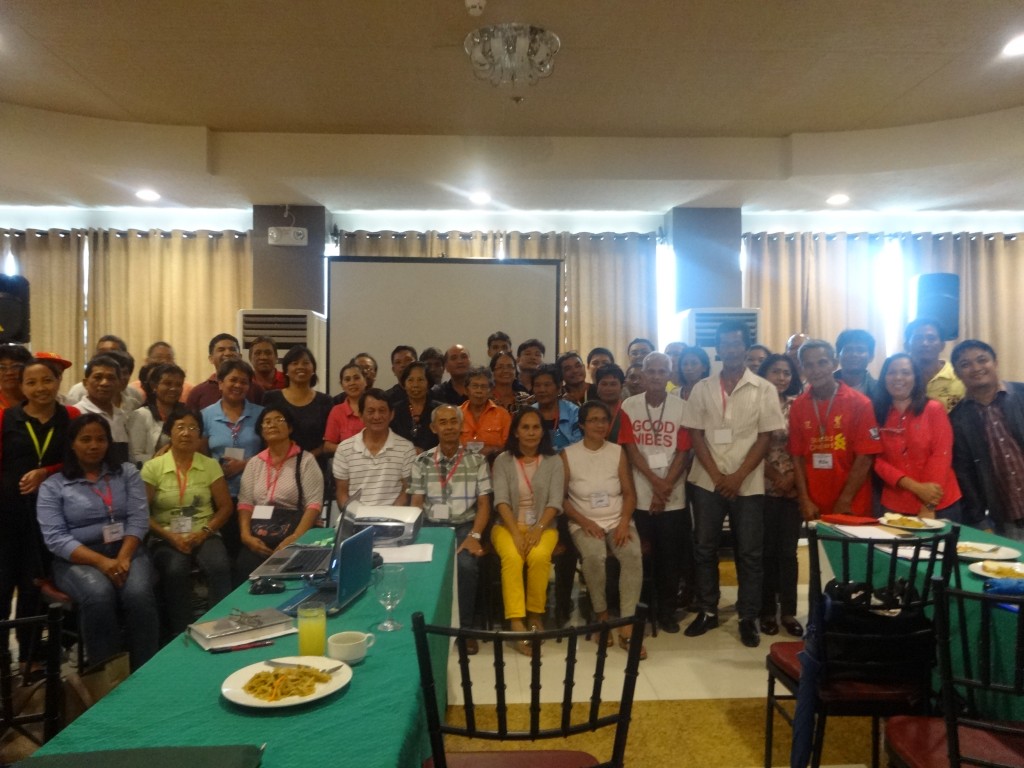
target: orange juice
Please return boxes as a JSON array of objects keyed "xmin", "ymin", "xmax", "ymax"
[{"xmin": 297, "ymin": 603, "xmax": 327, "ymax": 656}]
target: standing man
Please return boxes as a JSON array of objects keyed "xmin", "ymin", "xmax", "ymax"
[
  {"xmin": 75, "ymin": 355, "xmax": 131, "ymax": 465},
  {"xmin": 516, "ymin": 339, "xmax": 546, "ymax": 392},
  {"xmin": 620, "ymin": 352, "xmax": 692, "ymax": 633},
  {"xmin": 352, "ymin": 353, "xmax": 378, "ymax": 390},
  {"xmin": 626, "ymin": 338, "xmax": 655, "ymax": 368},
  {"xmin": 683, "ymin": 321, "xmax": 784, "ymax": 647},
  {"xmin": 432, "ymin": 344, "xmax": 472, "ymax": 405},
  {"xmin": 187, "ymin": 333, "xmax": 265, "ymax": 410},
  {"xmin": 905, "ymin": 318, "xmax": 964, "ymax": 412},
  {"xmin": 410, "ymin": 404, "xmax": 491, "ymax": 652},
  {"xmin": 586, "ymin": 348, "xmax": 615, "ymax": 386},
  {"xmin": 785, "ymin": 333, "xmax": 810, "ymax": 368},
  {"xmin": 385, "ymin": 345, "xmax": 418, "ymax": 403},
  {"xmin": 789, "ymin": 340, "xmax": 881, "ymax": 520},
  {"xmin": 460, "ymin": 367, "xmax": 511, "ymax": 458},
  {"xmin": 334, "ymin": 388, "xmax": 416, "ymax": 507},
  {"xmin": 557, "ymin": 351, "xmax": 589, "ymax": 406},
  {"xmin": 486, "ymin": 331, "xmax": 512, "ymax": 359},
  {"xmin": 949, "ymin": 340, "xmax": 1024, "ymax": 540},
  {"xmin": 834, "ymin": 329, "xmax": 878, "ymax": 397},
  {"xmin": 248, "ymin": 336, "xmax": 285, "ymax": 391}
]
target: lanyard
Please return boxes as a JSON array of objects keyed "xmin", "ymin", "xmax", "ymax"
[
  {"xmin": 25, "ymin": 422, "xmax": 55, "ymax": 468},
  {"xmin": 644, "ymin": 397, "xmax": 667, "ymax": 438},
  {"xmin": 90, "ymin": 477, "xmax": 114, "ymax": 520},
  {"xmin": 264, "ymin": 454, "xmax": 291, "ymax": 503},
  {"xmin": 175, "ymin": 460, "xmax": 192, "ymax": 506},
  {"xmin": 516, "ymin": 456, "xmax": 541, "ymax": 496},
  {"xmin": 813, "ymin": 386, "xmax": 839, "ymax": 438},
  {"xmin": 719, "ymin": 378, "xmax": 730, "ymax": 420},
  {"xmin": 434, "ymin": 448, "xmax": 465, "ymax": 500},
  {"xmin": 227, "ymin": 419, "xmax": 244, "ymax": 445}
]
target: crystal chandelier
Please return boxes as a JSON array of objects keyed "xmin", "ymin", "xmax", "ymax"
[{"xmin": 464, "ymin": 23, "xmax": 561, "ymax": 86}]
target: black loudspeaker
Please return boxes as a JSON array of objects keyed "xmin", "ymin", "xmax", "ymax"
[
  {"xmin": 0, "ymin": 275, "xmax": 30, "ymax": 344},
  {"xmin": 911, "ymin": 273, "xmax": 959, "ymax": 341}
]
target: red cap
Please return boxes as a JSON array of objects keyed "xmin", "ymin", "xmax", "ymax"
[{"xmin": 32, "ymin": 352, "xmax": 73, "ymax": 371}]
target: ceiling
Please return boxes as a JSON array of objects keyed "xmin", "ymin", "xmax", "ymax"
[{"xmin": 1, "ymin": 0, "xmax": 1023, "ymax": 220}]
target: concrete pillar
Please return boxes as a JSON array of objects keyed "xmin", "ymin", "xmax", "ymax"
[
  {"xmin": 664, "ymin": 207, "xmax": 742, "ymax": 312},
  {"xmin": 251, "ymin": 205, "xmax": 328, "ymax": 312}
]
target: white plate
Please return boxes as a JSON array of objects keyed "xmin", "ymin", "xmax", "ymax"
[
  {"xmin": 956, "ymin": 543, "xmax": 1021, "ymax": 561},
  {"xmin": 221, "ymin": 656, "xmax": 352, "ymax": 708},
  {"xmin": 879, "ymin": 514, "xmax": 946, "ymax": 531},
  {"xmin": 968, "ymin": 561, "xmax": 1024, "ymax": 579}
]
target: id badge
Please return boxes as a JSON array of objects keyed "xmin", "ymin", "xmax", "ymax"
[
  {"xmin": 590, "ymin": 491, "xmax": 610, "ymax": 509},
  {"xmin": 102, "ymin": 522, "xmax": 125, "ymax": 544},
  {"xmin": 712, "ymin": 428, "xmax": 734, "ymax": 444},
  {"xmin": 432, "ymin": 503, "xmax": 451, "ymax": 521},
  {"xmin": 812, "ymin": 453, "xmax": 834, "ymax": 470},
  {"xmin": 647, "ymin": 452, "xmax": 669, "ymax": 470},
  {"xmin": 222, "ymin": 447, "xmax": 245, "ymax": 461},
  {"xmin": 251, "ymin": 504, "xmax": 274, "ymax": 520},
  {"xmin": 169, "ymin": 515, "xmax": 191, "ymax": 534}
]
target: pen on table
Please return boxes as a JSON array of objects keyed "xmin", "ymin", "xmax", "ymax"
[{"xmin": 210, "ymin": 640, "xmax": 275, "ymax": 654}]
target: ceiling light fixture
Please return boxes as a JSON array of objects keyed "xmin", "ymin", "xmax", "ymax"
[
  {"xmin": 826, "ymin": 193, "xmax": 850, "ymax": 206},
  {"xmin": 136, "ymin": 188, "xmax": 161, "ymax": 202},
  {"xmin": 464, "ymin": 23, "xmax": 560, "ymax": 86},
  {"xmin": 1002, "ymin": 33, "xmax": 1024, "ymax": 57},
  {"xmin": 468, "ymin": 190, "xmax": 491, "ymax": 205}
]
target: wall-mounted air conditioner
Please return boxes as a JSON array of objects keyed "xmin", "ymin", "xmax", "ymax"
[
  {"xmin": 678, "ymin": 307, "xmax": 761, "ymax": 376},
  {"xmin": 237, "ymin": 309, "xmax": 327, "ymax": 392}
]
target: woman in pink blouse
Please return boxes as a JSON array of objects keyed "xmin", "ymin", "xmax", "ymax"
[
  {"xmin": 322, "ymin": 362, "xmax": 367, "ymax": 456},
  {"xmin": 872, "ymin": 353, "xmax": 962, "ymax": 521}
]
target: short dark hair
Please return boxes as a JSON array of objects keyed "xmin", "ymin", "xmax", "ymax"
[
  {"xmin": 586, "ymin": 347, "xmax": 615, "ymax": 365},
  {"xmin": 208, "ymin": 333, "xmax": 240, "ymax": 356},
  {"xmin": 488, "ymin": 350, "xmax": 517, "ymax": 376},
  {"xmin": 353, "ymin": 352, "xmax": 377, "ymax": 369},
  {"xmin": 505, "ymin": 408, "xmax": 555, "ymax": 458},
  {"xmin": 595, "ymin": 363, "xmax": 625, "ymax": 384},
  {"xmin": 248, "ymin": 335, "xmax": 276, "ymax": 352},
  {"xmin": 339, "ymin": 361, "xmax": 364, "ymax": 382},
  {"xmin": 85, "ymin": 354, "xmax": 122, "ymax": 378},
  {"xmin": 555, "ymin": 351, "xmax": 583, "ymax": 372},
  {"xmin": 627, "ymin": 337, "xmax": 655, "ymax": 353},
  {"xmin": 399, "ymin": 360, "xmax": 431, "ymax": 387},
  {"xmin": 487, "ymin": 331, "xmax": 511, "ymax": 348},
  {"xmin": 281, "ymin": 344, "xmax": 319, "ymax": 388},
  {"xmin": 216, "ymin": 359, "xmax": 254, "ymax": 382},
  {"xmin": 105, "ymin": 349, "xmax": 135, "ymax": 377},
  {"xmin": 715, "ymin": 320, "xmax": 750, "ymax": 349},
  {"xmin": 146, "ymin": 340, "xmax": 172, "ymax": 357},
  {"xmin": 419, "ymin": 347, "xmax": 443, "ymax": 362},
  {"xmin": 747, "ymin": 344, "xmax": 772, "ymax": 358},
  {"xmin": 757, "ymin": 354, "xmax": 802, "ymax": 397},
  {"xmin": 835, "ymin": 329, "xmax": 876, "ymax": 357},
  {"xmin": 63, "ymin": 414, "xmax": 123, "ymax": 479},
  {"xmin": 532, "ymin": 363, "xmax": 562, "ymax": 388},
  {"xmin": 390, "ymin": 345, "xmax": 417, "ymax": 363},
  {"xmin": 578, "ymin": 400, "xmax": 612, "ymax": 430},
  {"xmin": 0, "ymin": 344, "xmax": 32, "ymax": 366},
  {"xmin": 255, "ymin": 405, "xmax": 296, "ymax": 441},
  {"xmin": 359, "ymin": 387, "xmax": 392, "ymax": 413},
  {"xmin": 97, "ymin": 334, "xmax": 128, "ymax": 352},
  {"xmin": 516, "ymin": 338, "xmax": 546, "ymax": 357},
  {"xmin": 144, "ymin": 362, "xmax": 186, "ymax": 404},
  {"xmin": 903, "ymin": 318, "xmax": 943, "ymax": 346},
  {"xmin": 950, "ymin": 339, "xmax": 998, "ymax": 367},
  {"xmin": 161, "ymin": 406, "xmax": 205, "ymax": 438}
]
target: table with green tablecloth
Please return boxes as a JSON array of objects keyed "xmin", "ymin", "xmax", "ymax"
[{"xmin": 31, "ymin": 527, "xmax": 456, "ymax": 768}]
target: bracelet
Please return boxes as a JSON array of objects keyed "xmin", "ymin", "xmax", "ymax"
[{"xmin": 467, "ymin": 531, "xmax": 482, "ymax": 541}]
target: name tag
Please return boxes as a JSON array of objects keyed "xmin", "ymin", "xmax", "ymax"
[
  {"xmin": 647, "ymin": 452, "xmax": 669, "ymax": 470},
  {"xmin": 222, "ymin": 447, "xmax": 245, "ymax": 461},
  {"xmin": 431, "ymin": 503, "xmax": 451, "ymax": 521},
  {"xmin": 102, "ymin": 522, "xmax": 125, "ymax": 544},
  {"xmin": 169, "ymin": 515, "xmax": 191, "ymax": 534},
  {"xmin": 251, "ymin": 504, "xmax": 274, "ymax": 520},
  {"xmin": 812, "ymin": 453, "xmax": 834, "ymax": 470},
  {"xmin": 590, "ymin": 491, "xmax": 610, "ymax": 509},
  {"xmin": 712, "ymin": 428, "xmax": 733, "ymax": 444}
]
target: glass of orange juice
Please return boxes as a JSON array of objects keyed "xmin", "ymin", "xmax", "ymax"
[{"xmin": 297, "ymin": 602, "xmax": 327, "ymax": 656}]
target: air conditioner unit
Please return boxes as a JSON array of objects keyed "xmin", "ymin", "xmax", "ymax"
[
  {"xmin": 237, "ymin": 309, "xmax": 327, "ymax": 392},
  {"xmin": 677, "ymin": 307, "xmax": 761, "ymax": 376}
]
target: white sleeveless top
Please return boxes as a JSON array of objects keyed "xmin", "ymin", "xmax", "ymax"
[{"xmin": 563, "ymin": 441, "xmax": 624, "ymax": 533}]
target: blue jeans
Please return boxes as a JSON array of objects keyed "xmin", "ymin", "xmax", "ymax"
[
  {"xmin": 149, "ymin": 535, "xmax": 233, "ymax": 636},
  {"xmin": 690, "ymin": 485, "xmax": 765, "ymax": 620},
  {"xmin": 53, "ymin": 547, "xmax": 159, "ymax": 670}
]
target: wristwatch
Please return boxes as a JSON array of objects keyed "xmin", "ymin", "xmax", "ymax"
[{"xmin": 467, "ymin": 531, "xmax": 482, "ymax": 541}]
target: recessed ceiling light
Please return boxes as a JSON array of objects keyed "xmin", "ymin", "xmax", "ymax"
[
  {"xmin": 136, "ymin": 188, "xmax": 161, "ymax": 202},
  {"xmin": 826, "ymin": 193, "xmax": 850, "ymax": 206},
  {"xmin": 468, "ymin": 190, "xmax": 491, "ymax": 205},
  {"xmin": 1003, "ymin": 33, "xmax": 1024, "ymax": 57}
]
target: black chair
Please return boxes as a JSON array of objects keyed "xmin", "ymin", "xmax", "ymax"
[
  {"xmin": 0, "ymin": 604, "xmax": 64, "ymax": 745},
  {"xmin": 885, "ymin": 578, "xmax": 1024, "ymax": 767},
  {"xmin": 764, "ymin": 524, "xmax": 959, "ymax": 768},
  {"xmin": 412, "ymin": 606, "xmax": 647, "ymax": 768}
]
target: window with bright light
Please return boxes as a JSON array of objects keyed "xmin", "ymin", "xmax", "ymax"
[{"xmin": 875, "ymin": 236, "xmax": 906, "ymax": 355}]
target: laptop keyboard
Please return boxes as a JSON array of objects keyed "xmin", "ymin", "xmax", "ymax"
[{"xmin": 284, "ymin": 548, "xmax": 327, "ymax": 573}]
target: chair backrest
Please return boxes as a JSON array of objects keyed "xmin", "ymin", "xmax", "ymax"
[
  {"xmin": 807, "ymin": 525, "xmax": 960, "ymax": 683},
  {"xmin": 412, "ymin": 606, "xmax": 647, "ymax": 768},
  {"xmin": 0, "ymin": 604, "xmax": 64, "ymax": 745},
  {"xmin": 934, "ymin": 579, "xmax": 1024, "ymax": 768}
]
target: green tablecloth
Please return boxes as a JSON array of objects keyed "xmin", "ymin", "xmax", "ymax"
[{"xmin": 33, "ymin": 527, "xmax": 456, "ymax": 768}]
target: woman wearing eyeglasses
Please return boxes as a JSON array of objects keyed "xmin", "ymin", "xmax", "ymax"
[
  {"xmin": 141, "ymin": 407, "xmax": 234, "ymax": 638},
  {"xmin": 235, "ymin": 407, "xmax": 324, "ymax": 579},
  {"xmin": 0, "ymin": 344, "xmax": 31, "ymax": 411}
]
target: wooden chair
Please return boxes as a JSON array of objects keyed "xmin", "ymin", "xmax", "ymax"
[
  {"xmin": 0, "ymin": 604, "xmax": 65, "ymax": 745},
  {"xmin": 764, "ymin": 524, "xmax": 959, "ymax": 768},
  {"xmin": 885, "ymin": 578, "xmax": 1024, "ymax": 767},
  {"xmin": 412, "ymin": 606, "xmax": 647, "ymax": 768}
]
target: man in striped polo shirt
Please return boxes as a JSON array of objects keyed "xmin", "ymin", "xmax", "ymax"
[{"xmin": 333, "ymin": 388, "xmax": 416, "ymax": 507}]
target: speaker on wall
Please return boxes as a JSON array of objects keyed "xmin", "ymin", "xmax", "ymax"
[
  {"xmin": 0, "ymin": 275, "xmax": 30, "ymax": 344},
  {"xmin": 910, "ymin": 272, "xmax": 959, "ymax": 341}
]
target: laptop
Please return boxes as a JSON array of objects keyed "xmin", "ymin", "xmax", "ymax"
[
  {"xmin": 247, "ymin": 507, "xmax": 346, "ymax": 582},
  {"xmin": 277, "ymin": 525, "xmax": 376, "ymax": 616}
]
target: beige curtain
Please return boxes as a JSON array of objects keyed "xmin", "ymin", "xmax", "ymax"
[
  {"xmin": 339, "ymin": 230, "xmax": 499, "ymax": 260},
  {"xmin": 2, "ymin": 228, "xmax": 87, "ymax": 390},
  {"xmin": 87, "ymin": 229, "xmax": 253, "ymax": 387}
]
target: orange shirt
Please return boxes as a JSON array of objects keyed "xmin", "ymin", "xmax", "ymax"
[{"xmin": 459, "ymin": 400, "xmax": 512, "ymax": 452}]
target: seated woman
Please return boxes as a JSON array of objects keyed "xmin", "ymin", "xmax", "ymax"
[
  {"xmin": 390, "ymin": 361, "xmax": 442, "ymax": 453},
  {"xmin": 127, "ymin": 362, "xmax": 186, "ymax": 465},
  {"xmin": 142, "ymin": 408, "xmax": 234, "ymax": 637},
  {"xmin": 491, "ymin": 409, "xmax": 563, "ymax": 653},
  {"xmin": 561, "ymin": 401, "xmax": 645, "ymax": 659},
  {"xmin": 323, "ymin": 362, "xmax": 367, "ymax": 456},
  {"xmin": 36, "ymin": 414, "xmax": 159, "ymax": 669},
  {"xmin": 235, "ymin": 407, "xmax": 324, "ymax": 579},
  {"xmin": 872, "ymin": 353, "xmax": 962, "ymax": 521},
  {"xmin": 675, "ymin": 347, "xmax": 711, "ymax": 401}
]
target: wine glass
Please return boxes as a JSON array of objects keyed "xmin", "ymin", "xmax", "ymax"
[{"xmin": 373, "ymin": 564, "xmax": 407, "ymax": 632}]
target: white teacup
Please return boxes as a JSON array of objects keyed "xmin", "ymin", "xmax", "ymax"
[{"xmin": 327, "ymin": 631, "xmax": 376, "ymax": 663}]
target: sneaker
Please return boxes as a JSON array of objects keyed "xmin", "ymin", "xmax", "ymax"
[{"xmin": 683, "ymin": 612, "xmax": 719, "ymax": 637}]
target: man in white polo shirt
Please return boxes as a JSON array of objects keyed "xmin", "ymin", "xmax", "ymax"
[
  {"xmin": 682, "ymin": 321, "xmax": 784, "ymax": 648},
  {"xmin": 333, "ymin": 388, "xmax": 416, "ymax": 507}
]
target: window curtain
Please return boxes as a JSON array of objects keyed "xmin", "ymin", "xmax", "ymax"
[
  {"xmin": 2, "ymin": 228, "xmax": 87, "ymax": 391},
  {"xmin": 87, "ymin": 229, "xmax": 253, "ymax": 388}
]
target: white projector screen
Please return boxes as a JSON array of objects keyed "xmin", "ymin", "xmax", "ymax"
[{"xmin": 327, "ymin": 257, "xmax": 561, "ymax": 395}]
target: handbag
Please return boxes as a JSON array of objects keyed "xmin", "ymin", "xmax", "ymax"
[{"xmin": 249, "ymin": 449, "xmax": 306, "ymax": 549}]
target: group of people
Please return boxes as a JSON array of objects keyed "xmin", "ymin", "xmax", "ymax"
[{"xmin": 0, "ymin": 315, "xmax": 1019, "ymax": 674}]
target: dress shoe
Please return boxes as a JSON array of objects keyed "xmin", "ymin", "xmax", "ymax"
[
  {"xmin": 759, "ymin": 616, "xmax": 779, "ymax": 636},
  {"xmin": 465, "ymin": 638, "xmax": 479, "ymax": 656},
  {"xmin": 781, "ymin": 616, "xmax": 804, "ymax": 638},
  {"xmin": 683, "ymin": 612, "xmax": 718, "ymax": 637},
  {"xmin": 739, "ymin": 618, "xmax": 761, "ymax": 648},
  {"xmin": 658, "ymin": 615, "xmax": 681, "ymax": 634}
]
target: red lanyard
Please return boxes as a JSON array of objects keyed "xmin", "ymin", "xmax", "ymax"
[
  {"xmin": 434, "ymin": 448, "xmax": 465, "ymax": 492},
  {"xmin": 175, "ymin": 461, "xmax": 192, "ymax": 506},
  {"xmin": 264, "ymin": 454, "xmax": 291, "ymax": 503},
  {"xmin": 516, "ymin": 456, "xmax": 541, "ymax": 495},
  {"xmin": 90, "ymin": 478, "xmax": 114, "ymax": 518},
  {"xmin": 719, "ymin": 378, "xmax": 730, "ymax": 419}
]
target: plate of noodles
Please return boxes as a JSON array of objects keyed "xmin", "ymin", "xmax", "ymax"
[
  {"xmin": 221, "ymin": 656, "xmax": 352, "ymax": 708},
  {"xmin": 879, "ymin": 513, "xmax": 946, "ymax": 531},
  {"xmin": 968, "ymin": 561, "xmax": 1024, "ymax": 580}
]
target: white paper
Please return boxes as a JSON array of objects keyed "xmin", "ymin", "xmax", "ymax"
[{"xmin": 375, "ymin": 544, "xmax": 434, "ymax": 563}]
